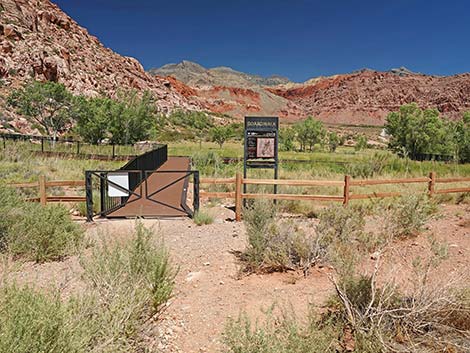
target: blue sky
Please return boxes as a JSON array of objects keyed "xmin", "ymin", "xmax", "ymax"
[{"xmin": 53, "ymin": 0, "xmax": 470, "ymax": 82}]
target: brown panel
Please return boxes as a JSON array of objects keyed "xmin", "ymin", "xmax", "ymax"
[{"xmin": 107, "ymin": 157, "xmax": 191, "ymax": 218}]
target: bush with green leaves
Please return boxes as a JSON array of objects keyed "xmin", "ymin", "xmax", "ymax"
[
  {"xmin": 378, "ymin": 194, "xmax": 436, "ymax": 239},
  {"xmin": 0, "ymin": 285, "xmax": 95, "ymax": 353},
  {"xmin": 81, "ymin": 221, "xmax": 176, "ymax": 314},
  {"xmin": 0, "ymin": 222, "xmax": 176, "ymax": 353},
  {"xmin": 241, "ymin": 200, "xmax": 316, "ymax": 273},
  {"xmin": 191, "ymin": 150, "xmax": 223, "ymax": 175},
  {"xmin": 0, "ymin": 185, "xmax": 83, "ymax": 262}
]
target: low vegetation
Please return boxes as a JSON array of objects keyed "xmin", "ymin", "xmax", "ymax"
[
  {"xmin": 227, "ymin": 196, "xmax": 469, "ymax": 353},
  {"xmin": 240, "ymin": 200, "xmax": 316, "ymax": 273},
  {"xmin": 193, "ymin": 209, "xmax": 214, "ymax": 226},
  {"xmin": 0, "ymin": 222, "xmax": 175, "ymax": 353},
  {"xmin": 0, "ymin": 185, "xmax": 83, "ymax": 262}
]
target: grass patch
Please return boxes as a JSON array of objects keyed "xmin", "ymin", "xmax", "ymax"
[{"xmin": 193, "ymin": 209, "xmax": 214, "ymax": 226}]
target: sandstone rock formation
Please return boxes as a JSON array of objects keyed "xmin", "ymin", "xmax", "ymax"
[
  {"xmin": 0, "ymin": 0, "xmax": 199, "ymax": 116},
  {"xmin": 267, "ymin": 70, "xmax": 470, "ymax": 125},
  {"xmin": 153, "ymin": 60, "xmax": 470, "ymax": 125}
]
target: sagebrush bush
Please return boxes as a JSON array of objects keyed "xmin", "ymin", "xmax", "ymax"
[
  {"xmin": 0, "ymin": 185, "xmax": 83, "ymax": 262},
  {"xmin": 241, "ymin": 200, "xmax": 316, "ymax": 273},
  {"xmin": 223, "ymin": 311, "xmax": 337, "ymax": 353},
  {"xmin": 81, "ymin": 221, "xmax": 176, "ymax": 314},
  {"xmin": 379, "ymin": 194, "xmax": 436, "ymax": 238},
  {"xmin": 314, "ymin": 205, "xmax": 366, "ymax": 265},
  {"xmin": 0, "ymin": 284, "xmax": 98, "ymax": 353},
  {"xmin": 191, "ymin": 150, "xmax": 222, "ymax": 175},
  {"xmin": 0, "ymin": 222, "xmax": 176, "ymax": 353}
]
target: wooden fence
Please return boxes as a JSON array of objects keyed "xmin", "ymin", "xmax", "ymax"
[
  {"xmin": 200, "ymin": 172, "xmax": 470, "ymax": 221},
  {"xmin": 10, "ymin": 176, "xmax": 86, "ymax": 205},
  {"xmin": 8, "ymin": 172, "xmax": 470, "ymax": 221}
]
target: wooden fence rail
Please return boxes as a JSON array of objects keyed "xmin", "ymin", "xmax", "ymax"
[
  {"xmin": 200, "ymin": 172, "xmax": 470, "ymax": 221},
  {"xmin": 8, "ymin": 173, "xmax": 470, "ymax": 221},
  {"xmin": 10, "ymin": 176, "xmax": 85, "ymax": 205}
]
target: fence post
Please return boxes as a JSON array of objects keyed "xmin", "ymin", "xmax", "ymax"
[
  {"xmin": 39, "ymin": 175, "xmax": 47, "ymax": 206},
  {"xmin": 85, "ymin": 171, "xmax": 94, "ymax": 222},
  {"xmin": 343, "ymin": 175, "xmax": 350, "ymax": 205},
  {"xmin": 193, "ymin": 171, "xmax": 200, "ymax": 215},
  {"xmin": 76, "ymin": 141, "xmax": 80, "ymax": 155},
  {"xmin": 235, "ymin": 172, "xmax": 243, "ymax": 221},
  {"xmin": 428, "ymin": 171, "xmax": 436, "ymax": 197},
  {"xmin": 112, "ymin": 144, "xmax": 116, "ymax": 159}
]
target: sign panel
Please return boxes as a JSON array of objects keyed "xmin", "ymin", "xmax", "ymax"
[
  {"xmin": 244, "ymin": 117, "xmax": 278, "ymax": 162},
  {"xmin": 107, "ymin": 172, "xmax": 129, "ymax": 197}
]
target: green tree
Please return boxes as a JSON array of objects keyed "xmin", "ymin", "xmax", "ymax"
[
  {"xmin": 7, "ymin": 81, "xmax": 73, "ymax": 143},
  {"xmin": 72, "ymin": 96, "xmax": 110, "ymax": 144},
  {"xmin": 355, "ymin": 135, "xmax": 368, "ymax": 152},
  {"xmin": 452, "ymin": 112, "xmax": 470, "ymax": 163},
  {"xmin": 385, "ymin": 103, "xmax": 454, "ymax": 159},
  {"xmin": 328, "ymin": 131, "xmax": 340, "ymax": 152},
  {"xmin": 209, "ymin": 125, "xmax": 233, "ymax": 148},
  {"xmin": 294, "ymin": 116, "xmax": 326, "ymax": 152},
  {"xmin": 279, "ymin": 127, "xmax": 296, "ymax": 151},
  {"xmin": 107, "ymin": 91, "xmax": 157, "ymax": 145}
]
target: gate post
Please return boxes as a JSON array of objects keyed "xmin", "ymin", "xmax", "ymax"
[
  {"xmin": 235, "ymin": 172, "xmax": 243, "ymax": 221},
  {"xmin": 343, "ymin": 175, "xmax": 351, "ymax": 205},
  {"xmin": 85, "ymin": 171, "xmax": 94, "ymax": 222},
  {"xmin": 193, "ymin": 171, "xmax": 200, "ymax": 215}
]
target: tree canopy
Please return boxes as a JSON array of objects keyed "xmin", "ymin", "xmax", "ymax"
[
  {"xmin": 385, "ymin": 103, "xmax": 469, "ymax": 162},
  {"xmin": 7, "ymin": 81, "xmax": 74, "ymax": 141}
]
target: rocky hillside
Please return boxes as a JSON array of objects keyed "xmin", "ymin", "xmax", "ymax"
[
  {"xmin": 267, "ymin": 69, "xmax": 470, "ymax": 125},
  {"xmin": 149, "ymin": 60, "xmax": 290, "ymax": 88},
  {"xmin": 152, "ymin": 60, "xmax": 470, "ymax": 125},
  {"xmin": 0, "ymin": 0, "xmax": 198, "ymax": 119}
]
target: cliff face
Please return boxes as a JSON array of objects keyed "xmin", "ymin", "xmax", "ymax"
[
  {"xmin": 267, "ymin": 70, "xmax": 470, "ymax": 125},
  {"xmin": 0, "ymin": 0, "xmax": 198, "ymax": 115},
  {"xmin": 153, "ymin": 60, "xmax": 470, "ymax": 125}
]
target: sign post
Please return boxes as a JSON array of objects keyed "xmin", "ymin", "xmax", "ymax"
[{"xmin": 243, "ymin": 117, "xmax": 279, "ymax": 202}]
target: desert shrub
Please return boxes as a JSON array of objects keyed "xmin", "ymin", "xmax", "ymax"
[
  {"xmin": 193, "ymin": 209, "xmax": 214, "ymax": 225},
  {"xmin": 7, "ymin": 203, "xmax": 83, "ymax": 262},
  {"xmin": 378, "ymin": 194, "xmax": 436, "ymax": 238},
  {"xmin": 191, "ymin": 150, "xmax": 222, "ymax": 175},
  {"xmin": 0, "ymin": 223, "xmax": 177, "ymax": 353},
  {"xmin": 0, "ymin": 185, "xmax": 83, "ymax": 262},
  {"xmin": 0, "ymin": 284, "xmax": 100, "ymax": 353},
  {"xmin": 81, "ymin": 221, "xmax": 176, "ymax": 315},
  {"xmin": 241, "ymin": 200, "xmax": 316, "ymax": 273},
  {"xmin": 223, "ymin": 311, "xmax": 337, "ymax": 353},
  {"xmin": 313, "ymin": 205, "xmax": 366, "ymax": 265}
]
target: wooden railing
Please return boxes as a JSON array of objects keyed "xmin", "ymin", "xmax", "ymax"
[
  {"xmin": 200, "ymin": 172, "xmax": 470, "ymax": 221},
  {"xmin": 10, "ymin": 176, "xmax": 86, "ymax": 205},
  {"xmin": 8, "ymin": 172, "xmax": 470, "ymax": 221}
]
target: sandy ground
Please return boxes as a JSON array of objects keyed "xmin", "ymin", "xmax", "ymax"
[{"xmin": 1, "ymin": 203, "xmax": 469, "ymax": 352}]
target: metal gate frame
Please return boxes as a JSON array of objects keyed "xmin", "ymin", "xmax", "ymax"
[{"xmin": 85, "ymin": 169, "xmax": 199, "ymax": 222}]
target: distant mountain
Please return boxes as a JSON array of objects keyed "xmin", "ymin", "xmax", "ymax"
[
  {"xmin": 149, "ymin": 60, "xmax": 290, "ymax": 87},
  {"xmin": 153, "ymin": 60, "xmax": 470, "ymax": 125}
]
